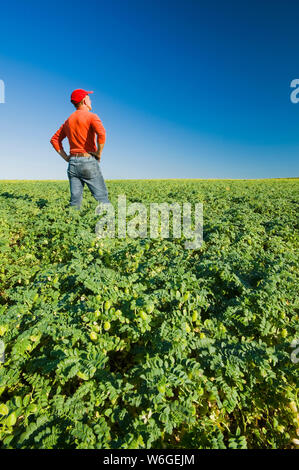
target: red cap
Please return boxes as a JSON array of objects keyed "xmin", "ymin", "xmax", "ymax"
[{"xmin": 70, "ymin": 89, "xmax": 93, "ymax": 103}]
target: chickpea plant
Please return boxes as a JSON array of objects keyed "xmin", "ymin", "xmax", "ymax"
[{"xmin": 0, "ymin": 179, "xmax": 298, "ymax": 449}]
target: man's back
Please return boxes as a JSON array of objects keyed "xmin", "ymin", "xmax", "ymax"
[{"xmin": 51, "ymin": 108, "xmax": 106, "ymax": 155}]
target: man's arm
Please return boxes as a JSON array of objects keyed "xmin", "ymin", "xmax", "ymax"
[
  {"xmin": 50, "ymin": 124, "xmax": 70, "ymax": 162},
  {"xmin": 94, "ymin": 138, "xmax": 105, "ymax": 161},
  {"xmin": 57, "ymin": 149, "xmax": 70, "ymax": 162},
  {"xmin": 91, "ymin": 114, "xmax": 106, "ymax": 161}
]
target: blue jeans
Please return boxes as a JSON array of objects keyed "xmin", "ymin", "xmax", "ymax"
[{"xmin": 67, "ymin": 155, "xmax": 110, "ymax": 208}]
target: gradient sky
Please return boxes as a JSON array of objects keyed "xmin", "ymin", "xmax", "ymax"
[{"xmin": 0, "ymin": 0, "xmax": 299, "ymax": 179}]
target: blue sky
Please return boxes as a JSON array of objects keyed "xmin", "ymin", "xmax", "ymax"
[{"xmin": 0, "ymin": 0, "xmax": 299, "ymax": 179}]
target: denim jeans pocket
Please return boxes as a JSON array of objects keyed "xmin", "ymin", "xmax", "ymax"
[{"xmin": 78, "ymin": 161, "xmax": 97, "ymax": 179}]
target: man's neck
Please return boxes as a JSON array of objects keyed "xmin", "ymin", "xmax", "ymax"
[{"xmin": 76, "ymin": 105, "xmax": 90, "ymax": 111}]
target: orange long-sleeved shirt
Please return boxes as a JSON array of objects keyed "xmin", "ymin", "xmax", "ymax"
[{"xmin": 50, "ymin": 109, "xmax": 106, "ymax": 155}]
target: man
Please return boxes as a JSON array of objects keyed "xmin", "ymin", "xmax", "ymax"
[{"xmin": 50, "ymin": 89, "xmax": 110, "ymax": 209}]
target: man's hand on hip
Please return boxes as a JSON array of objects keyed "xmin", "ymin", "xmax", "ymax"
[
  {"xmin": 58, "ymin": 149, "xmax": 70, "ymax": 162},
  {"xmin": 95, "ymin": 140, "xmax": 105, "ymax": 161},
  {"xmin": 90, "ymin": 151, "xmax": 101, "ymax": 161}
]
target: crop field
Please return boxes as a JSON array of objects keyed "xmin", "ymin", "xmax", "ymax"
[{"xmin": 0, "ymin": 178, "xmax": 298, "ymax": 449}]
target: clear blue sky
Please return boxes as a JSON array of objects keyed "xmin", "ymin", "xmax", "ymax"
[{"xmin": 0, "ymin": 0, "xmax": 299, "ymax": 179}]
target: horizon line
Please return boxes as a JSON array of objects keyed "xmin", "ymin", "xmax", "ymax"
[{"xmin": 0, "ymin": 177, "xmax": 298, "ymax": 182}]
